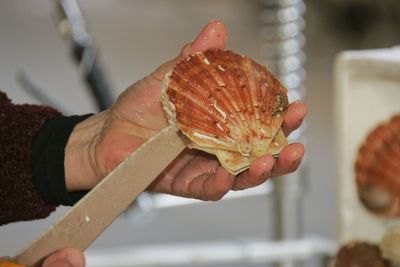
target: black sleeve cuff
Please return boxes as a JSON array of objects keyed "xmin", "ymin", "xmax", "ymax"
[{"xmin": 32, "ymin": 114, "xmax": 93, "ymax": 206}]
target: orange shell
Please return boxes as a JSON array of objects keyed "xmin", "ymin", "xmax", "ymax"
[
  {"xmin": 334, "ymin": 242, "xmax": 389, "ymax": 267},
  {"xmin": 162, "ymin": 50, "xmax": 288, "ymax": 174},
  {"xmin": 0, "ymin": 258, "xmax": 26, "ymax": 267},
  {"xmin": 355, "ymin": 114, "xmax": 400, "ymax": 217}
]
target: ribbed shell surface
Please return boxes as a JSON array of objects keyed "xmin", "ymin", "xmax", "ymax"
[
  {"xmin": 355, "ymin": 114, "xmax": 400, "ymax": 217},
  {"xmin": 162, "ymin": 50, "xmax": 288, "ymax": 174}
]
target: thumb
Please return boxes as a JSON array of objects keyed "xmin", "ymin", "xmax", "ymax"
[
  {"xmin": 189, "ymin": 20, "xmax": 228, "ymax": 53},
  {"xmin": 151, "ymin": 20, "xmax": 228, "ymax": 81},
  {"xmin": 42, "ymin": 248, "xmax": 85, "ymax": 267}
]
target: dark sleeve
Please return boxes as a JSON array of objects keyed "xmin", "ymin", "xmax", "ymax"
[
  {"xmin": 0, "ymin": 92, "xmax": 60, "ymax": 226},
  {"xmin": 0, "ymin": 92, "xmax": 92, "ymax": 226},
  {"xmin": 32, "ymin": 114, "xmax": 92, "ymax": 206}
]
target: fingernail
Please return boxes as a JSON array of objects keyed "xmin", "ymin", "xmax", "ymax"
[{"xmin": 191, "ymin": 20, "xmax": 227, "ymax": 52}]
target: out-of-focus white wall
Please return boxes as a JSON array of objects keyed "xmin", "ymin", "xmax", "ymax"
[{"xmin": 0, "ymin": 0, "xmax": 339, "ymax": 262}]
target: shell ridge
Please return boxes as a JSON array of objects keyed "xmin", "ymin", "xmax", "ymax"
[
  {"xmin": 203, "ymin": 53, "xmax": 253, "ymax": 140},
  {"xmin": 242, "ymin": 57, "xmax": 262, "ymax": 139},
  {"xmin": 176, "ymin": 54, "xmax": 237, "ymax": 125},
  {"xmin": 224, "ymin": 66, "xmax": 255, "ymax": 152},
  {"xmin": 226, "ymin": 62, "xmax": 253, "ymax": 138},
  {"xmin": 223, "ymin": 52, "xmax": 247, "ymax": 114},
  {"xmin": 173, "ymin": 55, "xmax": 246, "ymax": 148},
  {"xmin": 261, "ymin": 80, "xmax": 275, "ymax": 135},
  {"xmin": 203, "ymin": 51, "xmax": 255, "ymax": 147},
  {"xmin": 179, "ymin": 52, "xmax": 253, "ymax": 150},
  {"xmin": 178, "ymin": 112, "xmax": 225, "ymax": 139},
  {"xmin": 175, "ymin": 101, "xmax": 228, "ymax": 134},
  {"xmin": 213, "ymin": 68, "xmax": 249, "ymax": 135},
  {"xmin": 170, "ymin": 77, "xmax": 227, "ymax": 124}
]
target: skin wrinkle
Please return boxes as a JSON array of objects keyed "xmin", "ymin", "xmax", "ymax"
[
  {"xmin": 194, "ymin": 159, "xmax": 225, "ymax": 200},
  {"xmin": 113, "ymin": 79, "xmax": 168, "ymax": 133},
  {"xmin": 171, "ymin": 153, "xmax": 219, "ymax": 198},
  {"xmin": 207, "ymin": 170, "xmax": 233, "ymax": 201},
  {"xmin": 114, "ymin": 93, "xmax": 164, "ymax": 135},
  {"xmin": 90, "ymin": 113, "xmax": 109, "ymax": 183},
  {"xmin": 216, "ymin": 170, "xmax": 234, "ymax": 200},
  {"xmin": 65, "ymin": 114, "xmax": 103, "ymax": 191},
  {"xmin": 91, "ymin": 136, "xmax": 104, "ymax": 184},
  {"xmin": 150, "ymin": 150, "xmax": 196, "ymax": 193},
  {"xmin": 155, "ymin": 171, "xmax": 175, "ymax": 194},
  {"xmin": 198, "ymin": 174, "xmax": 210, "ymax": 200},
  {"xmin": 232, "ymin": 155, "xmax": 273, "ymax": 191},
  {"xmin": 271, "ymin": 143, "xmax": 304, "ymax": 177},
  {"xmin": 92, "ymin": 107, "xmax": 157, "ymax": 179},
  {"xmin": 187, "ymin": 173, "xmax": 206, "ymax": 200},
  {"xmin": 172, "ymin": 158, "xmax": 202, "ymax": 197}
]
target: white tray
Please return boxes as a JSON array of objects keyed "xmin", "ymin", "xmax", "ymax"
[{"xmin": 334, "ymin": 47, "xmax": 400, "ymax": 244}]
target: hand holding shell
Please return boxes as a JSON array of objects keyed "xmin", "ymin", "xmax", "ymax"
[{"xmin": 65, "ymin": 20, "xmax": 306, "ymax": 201}]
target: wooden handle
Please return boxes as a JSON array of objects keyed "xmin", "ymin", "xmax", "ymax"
[{"xmin": 15, "ymin": 126, "xmax": 188, "ymax": 266}]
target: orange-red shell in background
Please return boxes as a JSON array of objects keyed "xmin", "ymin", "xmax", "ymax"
[
  {"xmin": 162, "ymin": 50, "xmax": 288, "ymax": 175},
  {"xmin": 355, "ymin": 114, "xmax": 400, "ymax": 217},
  {"xmin": 0, "ymin": 258, "xmax": 26, "ymax": 267},
  {"xmin": 333, "ymin": 242, "xmax": 390, "ymax": 267}
]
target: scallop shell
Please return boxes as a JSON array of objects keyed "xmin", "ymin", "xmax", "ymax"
[
  {"xmin": 380, "ymin": 226, "xmax": 400, "ymax": 265},
  {"xmin": 355, "ymin": 114, "xmax": 400, "ymax": 217},
  {"xmin": 162, "ymin": 50, "xmax": 288, "ymax": 175},
  {"xmin": 334, "ymin": 242, "xmax": 390, "ymax": 267}
]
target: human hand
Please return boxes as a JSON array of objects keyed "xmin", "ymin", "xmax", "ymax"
[
  {"xmin": 65, "ymin": 20, "xmax": 307, "ymax": 200},
  {"xmin": 41, "ymin": 248, "xmax": 84, "ymax": 267},
  {"xmin": 0, "ymin": 248, "xmax": 84, "ymax": 267}
]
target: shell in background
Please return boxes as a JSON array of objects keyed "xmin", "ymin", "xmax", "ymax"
[
  {"xmin": 334, "ymin": 242, "xmax": 390, "ymax": 267},
  {"xmin": 380, "ymin": 226, "xmax": 400, "ymax": 265},
  {"xmin": 355, "ymin": 114, "xmax": 400, "ymax": 217},
  {"xmin": 162, "ymin": 50, "xmax": 288, "ymax": 175},
  {"xmin": 0, "ymin": 258, "xmax": 27, "ymax": 267}
]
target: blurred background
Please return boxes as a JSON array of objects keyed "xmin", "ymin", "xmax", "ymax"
[{"xmin": 1, "ymin": 0, "xmax": 400, "ymax": 266}]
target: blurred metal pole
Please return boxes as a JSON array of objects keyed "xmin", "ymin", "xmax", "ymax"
[
  {"xmin": 259, "ymin": 0, "xmax": 307, "ymax": 266},
  {"xmin": 54, "ymin": 0, "xmax": 114, "ymax": 111}
]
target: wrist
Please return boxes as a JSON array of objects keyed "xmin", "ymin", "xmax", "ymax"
[{"xmin": 64, "ymin": 111, "xmax": 108, "ymax": 191}]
